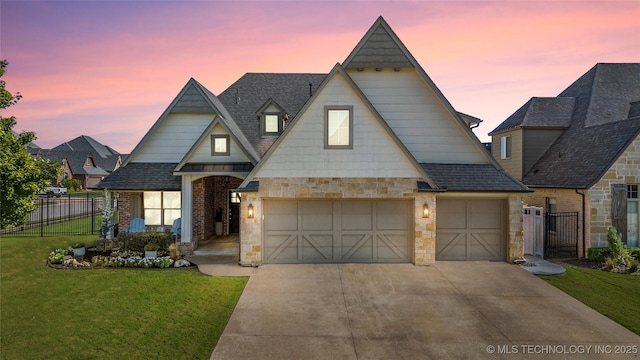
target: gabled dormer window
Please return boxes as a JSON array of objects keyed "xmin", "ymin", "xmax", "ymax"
[
  {"xmin": 211, "ymin": 135, "xmax": 230, "ymax": 156},
  {"xmin": 262, "ymin": 113, "xmax": 282, "ymax": 136},
  {"xmin": 84, "ymin": 157, "xmax": 93, "ymax": 167},
  {"xmin": 256, "ymin": 98, "xmax": 286, "ymax": 137}
]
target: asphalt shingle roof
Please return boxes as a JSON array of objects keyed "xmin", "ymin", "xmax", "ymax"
[
  {"xmin": 93, "ymin": 163, "xmax": 181, "ymax": 190},
  {"xmin": 53, "ymin": 135, "xmax": 121, "ymax": 172},
  {"xmin": 217, "ymin": 73, "xmax": 327, "ymax": 156},
  {"xmin": 519, "ymin": 63, "xmax": 640, "ymax": 188},
  {"xmin": 489, "ymin": 97, "xmax": 575, "ymax": 135},
  {"xmin": 523, "ymin": 118, "xmax": 640, "ymax": 188},
  {"xmin": 420, "ymin": 163, "xmax": 530, "ymax": 192}
]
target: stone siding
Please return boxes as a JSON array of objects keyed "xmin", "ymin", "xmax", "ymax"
[
  {"xmin": 240, "ymin": 177, "xmax": 523, "ymax": 266},
  {"xmin": 508, "ymin": 195, "xmax": 525, "ymax": 262},
  {"xmin": 589, "ymin": 135, "xmax": 640, "ymax": 247}
]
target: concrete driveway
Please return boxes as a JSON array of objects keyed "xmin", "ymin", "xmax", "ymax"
[{"xmin": 210, "ymin": 262, "xmax": 639, "ymax": 359}]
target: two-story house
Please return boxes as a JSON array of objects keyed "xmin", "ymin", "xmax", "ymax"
[
  {"xmin": 490, "ymin": 63, "xmax": 640, "ymax": 256},
  {"xmin": 96, "ymin": 17, "xmax": 529, "ymax": 265}
]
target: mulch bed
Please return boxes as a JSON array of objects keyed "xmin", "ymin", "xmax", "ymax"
[{"xmin": 553, "ymin": 258, "xmax": 603, "ymax": 270}]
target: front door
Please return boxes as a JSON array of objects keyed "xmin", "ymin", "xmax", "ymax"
[{"xmin": 229, "ymin": 191, "xmax": 241, "ymax": 234}]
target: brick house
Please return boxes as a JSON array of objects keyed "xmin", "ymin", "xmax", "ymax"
[
  {"xmin": 96, "ymin": 17, "xmax": 529, "ymax": 265},
  {"xmin": 490, "ymin": 63, "xmax": 640, "ymax": 256},
  {"xmin": 32, "ymin": 135, "xmax": 123, "ymax": 189}
]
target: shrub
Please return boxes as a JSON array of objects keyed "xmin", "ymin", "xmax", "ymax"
[
  {"xmin": 604, "ymin": 257, "xmax": 616, "ymax": 271},
  {"xmin": 48, "ymin": 248, "xmax": 72, "ymax": 264},
  {"xmin": 629, "ymin": 248, "xmax": 640, "ymax": 261},
  {"xmin": 61, "ymin": 178, "xmax": 81, "ymax": 192},
  {"xmin": 117, "ymin": 232, "xmax": 172, "ymax": 252},
  {"xmin": 604, "ymin": 226, "xmax": 634, "ymax": 273},
  {"xmin": 587, "ymin": 247, "xmax": 610, "ymax": 262},
  {"xmin": 144, "ymin": 243, "xmax": 159, "ymax": 251},
  {"xmin": 630, "ymin": 259, "xmax": 639, "ymax": 274}
]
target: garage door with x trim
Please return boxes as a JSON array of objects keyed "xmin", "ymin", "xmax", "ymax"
[
  {"xmin": 436, "ymin": 198, "xmax": 506, "ymax": 261},
  {"xmin": 263, "ymin": 200, "xmax": 412, "ymax": 263}
]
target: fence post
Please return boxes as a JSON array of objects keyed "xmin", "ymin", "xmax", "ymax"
[
  {"xmin": 91, "ymin": 197, "xmax": 95, "ymax": 235},
  {"xmin": 40, "ymin": 198, "xmax": 44, "ymax": 237}
]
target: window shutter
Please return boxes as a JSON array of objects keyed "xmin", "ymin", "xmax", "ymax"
[{"xmin": 611, "ymin": 183, "xmax": 627, "ymax": 242}]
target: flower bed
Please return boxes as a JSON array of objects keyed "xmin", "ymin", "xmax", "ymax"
[{"xmin": 47, "ymin": 247, "xmax": 191, "ymax": 269}]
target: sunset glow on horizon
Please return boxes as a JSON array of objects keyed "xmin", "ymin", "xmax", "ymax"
[{"xmin": 2, "ymin": 1, "xmax": 639, "ymax": 153}]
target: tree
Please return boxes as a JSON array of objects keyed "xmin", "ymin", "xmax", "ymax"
[{"xmin": 0, "ymin": 60, "xmax": 60, "ymax": 228}]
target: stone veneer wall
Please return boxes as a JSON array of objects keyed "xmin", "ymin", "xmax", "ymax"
[
  {"xmin": 523, "ymin": 188, "xmax": 590, "ymax": 256},
  {"xmin": 508, "ymin": 195, "xmax": 525, "ymax": 262},
  {"xmin": 589, "ymin": 135, "xmax": 640, "ymax": 247},
  {"xmin": 240, "ymin": 177, "xmax": 523, "ymax": 266}
]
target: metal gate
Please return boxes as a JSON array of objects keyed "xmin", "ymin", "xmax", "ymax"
[{"xmin": 545, "ymin": 212, "xmax": 578, "ymax": 258}]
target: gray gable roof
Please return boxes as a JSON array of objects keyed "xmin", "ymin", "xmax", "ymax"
[
  {"xmin": 93, "ymin": 163, "xmax": 181, "ymax": 190},
  {"xmin": 421, "ymin": 163, "xmax": 530, "ymax": 192},
  {"xmin": 39, "ymin": 149, "xmax": 108, "ymax": 176},
  {"xmin": 53, "ymin": 135, "xmax": 121, "ymax": 172},
  {"xmin": 343, "ymin": 16, "xmax": 414, "ymax": 69},
  {"xmin": 217, "ymin": 73, "xmax": 327, "ymax": 156},
  {"xmin": 523, "ymin": 118, "xmax": 640, "ymax": 188},
  {"xmin": 489, "ymin": 97, "xmax": 575, "ymax": 135},
  {"xmin": 492, "ymin": 63, "xmax": 640, "ymax": 188}
]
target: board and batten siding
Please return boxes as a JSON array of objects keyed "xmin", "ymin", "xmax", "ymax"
[
  {"xmin": 492, "ymin": 129, "xmax": 523, "ymax": 180},
  {"xmin": 131, "ymin": 113, "xmax": 215, "ymax": 163},
  {"xmin": 348, "ymin": 69, "xmax": 487, "ymax": 164},
  {"xmin": 185, "ymin": 123, "xmax": 251, "ymax": 163},
  {"xmin": 256, "ymin": 72, "xmax": 422, "ymax": 178},
  {"xmin": 523, "ymin": 129, "xmax": 565, "ymax": 175}
]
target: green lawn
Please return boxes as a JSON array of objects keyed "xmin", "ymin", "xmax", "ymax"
[
  {"xmin": 0, "ymin": 235, "xmax": 247, "ymax": 360},
  {"xmin": 540, "ymin": 266, "xmax": 640, "ymax": 335}
]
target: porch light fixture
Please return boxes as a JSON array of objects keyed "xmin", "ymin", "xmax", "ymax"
[
  {"xmin": 422, "ymin": 203, "xmax": 430, "ymax": 218},
  {"xmin": 247, "ymin": 203, "xmax": 254, "ymax": 219}
]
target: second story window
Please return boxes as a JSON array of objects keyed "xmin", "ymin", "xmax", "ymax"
[
  {"xmin": 263, "ymin": 114, "xmax": 282, "ymax": 136},
  {"xmin": 500, "ymin": 135, "xmax": 511, "ymax": 159},
  {"xmin": 211, "ymin": 135, "xmax": 230, "ymax": 156},
  {"xmin": 325, "ymin": 106, "xmax": 353, "ymax": 149}
]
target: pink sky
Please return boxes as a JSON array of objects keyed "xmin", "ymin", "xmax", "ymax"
[{"xmin": 2, "ymin": 1, "xmax": 639, "ymax": 153}]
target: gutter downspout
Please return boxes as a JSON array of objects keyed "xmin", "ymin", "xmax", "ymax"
[{"xmin": 576, "ymin": 189, "xmax": 586, "ymax": 258}]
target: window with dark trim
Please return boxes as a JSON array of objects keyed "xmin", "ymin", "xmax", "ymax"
[
  {"xmin": 262, "ymin": 114, "xmax": 282, "ymax": 136},
  {"xmin": 325, "ymin": 106, "xmax": 353, "ymax": 149},
  {"xmin": 500, "ymin": 135, "xmax": 511, "ymax": 159},
  {"xmin": 143, "ymin": 191, "xmax": 181, "ymax": 226},
  {"xmin": 211, "ymin": 135, "xmax": 230, "ymax": 156}
]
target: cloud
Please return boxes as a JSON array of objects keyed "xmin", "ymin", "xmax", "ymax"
[{"xmin": 2, "ymin": 1, "xmax": 639, "ymax": 149}]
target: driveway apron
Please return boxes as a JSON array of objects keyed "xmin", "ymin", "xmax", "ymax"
[{"xmin": 210, "ymin": 262, "xmax": 640, "ymax": 359}]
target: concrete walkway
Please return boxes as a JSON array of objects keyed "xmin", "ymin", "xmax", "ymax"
[
  {"xmin": 519, "ymin": 255, "xmax": 567, "ymax": 276},
  {"xmin": 209, "ymin": 262, "xmax": 639, "ymax": 359}
]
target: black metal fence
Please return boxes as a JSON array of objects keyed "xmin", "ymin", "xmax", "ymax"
[
  {"xmin": 0, "ymin": 195, "xmax": 104, "ymax": 237},
  {"xmin": 545, "ymin": 212, "xmax": 578, "ymax": 258}
]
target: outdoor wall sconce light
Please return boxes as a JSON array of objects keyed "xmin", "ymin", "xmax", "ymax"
[
  {"xmin": 247, "ymin": 204, "xmax": 254, "ymax": 219},
  {"xmin": 422, "ymin": 203, "xmax": 430, "ymax": 218}
]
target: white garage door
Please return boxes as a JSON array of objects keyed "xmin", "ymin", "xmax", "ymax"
[
  {"xmin": 436, "ymin": 199, "xmax": 506, "ymax": 261},
  {"xmin": 264, "ymin": 200, "xmax": 412, "ymax": 263}
]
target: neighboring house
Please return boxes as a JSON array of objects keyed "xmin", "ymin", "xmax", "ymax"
[
  {"xmin": 31, "ymin": 135, "xmax": 122, "ymax": 189},
  {"xmin": 53, "ymin": 135, "xmax": 123, "ymax": 174},
  {"xmin": 490, "ymin": 63, "xmax": 640, "ymax": 255},
  {"xmin": 96, "ymin": 17, "xmax": 529, "ymax": 266}
]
